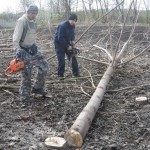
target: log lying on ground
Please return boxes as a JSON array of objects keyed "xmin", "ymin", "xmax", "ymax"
[
  {"xmin": 0, "ymin": 44, "xmax": 12, "ymax": 47},
  {"xmin": 0, "ymin": 48, "xmax": 13, "ymax": 51},
  {"xmin": 0, "ymin": 38, "xmax": 12, "ymax": 41},
  {"xmin": 64, "ymin": 62, "xmax": 116, "ymax": 147},
  {"xmin": 0, "ymin": 85, "xmax": 19, "ymax": 90}
]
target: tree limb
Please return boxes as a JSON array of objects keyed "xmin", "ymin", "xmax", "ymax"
[
  {"xmin": 107, "ymin": 83, "xmax": 150, "ymax": 92},
  {"xmin": 77, "ymin": 55, "xmax": 108, "ymax": 65},
  {"xmin": 93, "ymin": 44, "xmax": 113, "ymax": 60},
  {"xmin": 118, "ymin": 43, "xmax": 150, "ymax": 65}
]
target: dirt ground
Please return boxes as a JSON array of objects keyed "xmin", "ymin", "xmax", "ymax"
[{"xmin": 0, "ymin": 25, "xmax": 150, "ymax": 150}]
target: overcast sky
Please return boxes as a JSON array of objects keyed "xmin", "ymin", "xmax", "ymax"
[
  {"xmin": 0, "ymin": 0, "xmax": 20, "ymax": 13},
  {"xmin": 0, "ymin": 0, "xmax": 150, "ymax": 13}
]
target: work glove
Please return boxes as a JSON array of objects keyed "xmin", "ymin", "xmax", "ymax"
[
  {"xmin": 70, "ymin": 41, "xmax": 75, "ymax": 48},
  {"xmin": 73, "ymin": 48, "xmax": 80, "ymax": 55},
  {"xmin": 15, "ymin": 49, "xmax": 24, "ymax": 62},
  {"xmin": 70, "ymin": 48, "xmax": 80, "ymax": 57},
  {"xmin": 67, "ymin": 45, "xmax": 72, "ymax": 51},
  {"xmin": 28, "ymin": 44, "xmax": 38, "ymax": 56}
]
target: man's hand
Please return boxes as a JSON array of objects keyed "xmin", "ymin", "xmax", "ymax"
[
  {"xmin": 67, "ymin": 46, "xmax": 72, "ymax": 51},
  {"xmin": 16, "ymin": 49, "xmax": 24, "ymax": 61},
  {"xmin": 70, "ymin": 41, "xmax": 75, "ymax": 48}
]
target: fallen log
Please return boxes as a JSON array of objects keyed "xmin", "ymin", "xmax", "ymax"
[
  {"xmin": 64, "ymin": 62, "xmax": 115, "ymax": 147},
  {"xmin": 0, "ymin": 38, "xmax": 12, "ymax": 41},
  {"xmin": 0, "ymin": 48, "xmax": 13, "ymax": 51},
  {"xmin": 0, "ymin": 74, "xmax": 102, "ymax": 88},
  {"xmin": 0, "ymin": 44, "xmax": 12, "ymax": 47},
  {"xmin": 0, "ymin": 28, "xmax": 14, "ymax": 32},
  {"xmin": 0, "ymin": 85, "xmax": 19, "ymax": 92}
]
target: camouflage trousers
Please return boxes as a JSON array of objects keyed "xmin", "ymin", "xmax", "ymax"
[{"xmin": 19, "ymin": 50, "xmax": 48, "ymax": 100}]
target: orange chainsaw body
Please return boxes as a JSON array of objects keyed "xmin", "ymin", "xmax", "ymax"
[{"xmin": 5, "ymin": 59, "xmax": 25, "ymax": 76}]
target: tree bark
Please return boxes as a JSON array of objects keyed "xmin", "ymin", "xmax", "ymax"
[{"xmin": 65, "ymin": 62, "xmax": 116, "ymax": 147}]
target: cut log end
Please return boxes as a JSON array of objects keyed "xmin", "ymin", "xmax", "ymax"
[
  {"xmin": 44, "ymin": 137, "xmax": 66, "ymax": 148},
  {"xmin": 135, "ymin": 97, "xmax": 148, "ymax": 105},
  {"xmin": 64, "ymin": 129, "xmax": 83, "ymax": 148}
]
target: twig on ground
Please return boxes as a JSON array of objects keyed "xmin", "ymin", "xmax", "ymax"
[
  {"xmin": 46, "ymin": 74, "xmax": 102, "ymax": 84},
  {"xmin": 134, "ymin": 111, "xmax": 141, "ymax": 121},
  {"xmin": 77, "ymin": 56, "xmax": 108, "ymax": 65},
  {"xmin": 80, "ymin": 85, "xmax": 91, "ymax": 97},
  {"xmin": 2, "ymin": 89, "xmax": 19, "ymax": 99},
  {"xmin": 107, "ymin": 83, "xmax": 150, "ymax": 92},
  {"xmin": 81, "ymin": 66, "xmax": 96, "ymax": 88}
]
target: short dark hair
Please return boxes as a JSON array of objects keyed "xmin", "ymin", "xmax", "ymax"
[{"xmin": 69, "ymin": 13, "xmax": 78, "ymax": 21}]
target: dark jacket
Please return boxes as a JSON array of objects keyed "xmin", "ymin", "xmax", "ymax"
[{"xmin": 54, "ymin": 20, "xmax": 75, "ymax": 49}]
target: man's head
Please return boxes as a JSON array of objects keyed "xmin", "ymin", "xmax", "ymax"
[
  {"xmin": 68, "ymin": 13, "xmax": 77, "ymax": 26},
  {"xmin": 27, "ymin": 4, "xmax": 38, "ymax": 20}
]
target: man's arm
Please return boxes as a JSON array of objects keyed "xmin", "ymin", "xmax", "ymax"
[
  {"xmin": 71, "ymin": 27, "xmax": 75, "ymax": 42},
  {"xmin": 57, "ymin": 25, "xmax": 70, "ymax": 49},
  {"xmin": 13, "ymin": 19, "xmax": 24, "ymax": 50}
]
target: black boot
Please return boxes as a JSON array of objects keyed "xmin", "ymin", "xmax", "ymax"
[
  {"xmin": 31, "ymin": 88, "xmax": 52, "ymax": 98},
  {"xmin": 31, "ymin": 88, "xmax": 47, "ymax": 96}
]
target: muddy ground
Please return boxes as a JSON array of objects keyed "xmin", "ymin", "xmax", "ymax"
[{"xmin": 0, "ymin": 25, "xmax": 150, "ymax": 150}]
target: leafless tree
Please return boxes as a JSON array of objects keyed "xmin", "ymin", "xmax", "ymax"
[
  {"xmin": 115, "ymin": 0, "xmax": 125, "ymax": 22},
  {"xmin": 143, "ymin": 0, "xmax": 150, "ymax": 28},
  {"xmin": 81, "ymin": 0, "xmax": 88, "ymax": 19},
  {"xmin": 36, "ymin": 0, "xmax": 42, "ymax": 9},
  {"xmin": 20, "ymin": 0, "xmax": 35, "ymax": 12},
  {"xmin": 60, "ymin": 0, "xmax": 71, "ymax": 18}
]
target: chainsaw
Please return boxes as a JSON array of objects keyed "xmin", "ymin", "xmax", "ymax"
[
  {"xmin": 4, "ymin": 56, "xmax": 45, "ymax": 76},
  {"xmin": 70, "ymin": 48, "xmax": 80, "ymax": 57},
  {"xmin": 4, "ymin": 59, "xmax": 24, "ymax": 76}
]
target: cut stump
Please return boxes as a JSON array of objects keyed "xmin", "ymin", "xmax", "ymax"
[
  {"xmin": 44, "ymin": 137, "xmax": 66, "ymax": 149},
  {"xmin": 65, "ymin": 129, "xmax": 83, "ymax": 147},
  {"xmin": 135, "ymin": 97, "xmax": 148, "ymax": 105}
]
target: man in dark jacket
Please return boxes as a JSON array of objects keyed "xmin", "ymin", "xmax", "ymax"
[{"xmin": 54, "ymin": 13, "xmax": 79, "ymax": 78}]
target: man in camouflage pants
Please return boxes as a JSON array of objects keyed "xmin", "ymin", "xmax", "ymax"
[{"xmin": 13, "ymin": 4, "xmax": 48, "ymax": 103}]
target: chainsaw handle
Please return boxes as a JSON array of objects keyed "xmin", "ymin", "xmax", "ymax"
[{"xmin": 4, "ymin": 67, "xmax": 13, "ymax": 76}]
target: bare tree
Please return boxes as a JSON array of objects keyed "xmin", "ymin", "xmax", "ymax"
[
  {"xmin": 47, "ymin": 0, "xmax": 61, "ymax": 17},
  {"xmin": 81, "ymin": 0, "xmax": 88, "ymax": 19},
  {"xmin": 115, "ymin": 0, "xmax": 125, "ymax": 22},
  {"xmin": 20, "ymin": 0, "xmax": 35, "ymax": 12},
  {"xmin": 61, "ymin": 0, "xmax": 71, "ymax": 18},
  {"xmin": 36, "ymin": 0, "xmax": 42, "ymax": 9},
  {"xmin": 142, "ymin": 0, "xmax": 149, "ymax": 28},
  {"xmin": 46, "ymin": 0, "xmax": 76, "ymax": 19},
  {"xmin": 95, "ymin": 0, "xmax": 100, "ymax": 18},
  {"xmin": 88, "ymin": 0, "xmax": 94, "ymax": 13}
]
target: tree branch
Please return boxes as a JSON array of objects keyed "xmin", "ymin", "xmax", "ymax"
[{"xmin": 93, "ymin": 45, "xmax": 113, "ymax": 60}]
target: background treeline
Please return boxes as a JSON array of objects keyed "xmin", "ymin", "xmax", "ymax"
[{"xmin": 0, "ymin": 0, "xmax": 150, "ymax": 28}]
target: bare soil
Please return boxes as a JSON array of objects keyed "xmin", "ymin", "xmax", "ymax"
[{"xmin": 0, "ymin": 25, "xmax": 150, "ymax": 150}]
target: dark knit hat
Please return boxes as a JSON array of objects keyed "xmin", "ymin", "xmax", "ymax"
[
  {"xmin": 27, "ymin": 4, "xmax": 38, "ymax": 13},
  {"xmin": 69, "ymin": 13, "xmax": 78, "ymax": 21}
]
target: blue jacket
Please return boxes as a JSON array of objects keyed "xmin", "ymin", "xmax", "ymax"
[{"xmin": 54, "ymin": 20, "xmax": 75, "ymax": 49}]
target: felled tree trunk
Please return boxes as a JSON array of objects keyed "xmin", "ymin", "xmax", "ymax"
[
  {"xmin": 65, "ymin": 62, "xmax": 116, "ymax": 147},
  {"xmin": 45, "ymin": 1, "xmax": 146, "ymax": 148}
]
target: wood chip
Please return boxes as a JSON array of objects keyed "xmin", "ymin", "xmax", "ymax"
[
  {"xmin": 44, "ymin": 137, "xmax": 66, "ymax": 148},
  {"xmin": 135, "ymin": 97, "xmax": 148, "ymax": 105}
]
